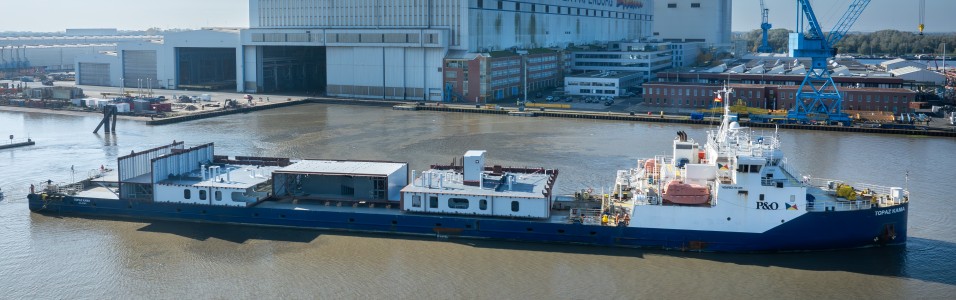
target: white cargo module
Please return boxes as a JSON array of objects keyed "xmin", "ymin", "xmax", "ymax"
[
  {"xmin": 272, "ymin": 160, "xmax": 408, "ymax": 203},
  {"xmin": 402, "ymin": 151, "xmax": 558, "ymax": 219},
  {"xmin": 463, "ymin": 150, "xmax": 485, "ymax": 182}
]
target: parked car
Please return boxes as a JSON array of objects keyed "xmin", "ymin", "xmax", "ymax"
[{"xmin": 546, "ymin": 96, "xmax": 554, "ymax": 102}]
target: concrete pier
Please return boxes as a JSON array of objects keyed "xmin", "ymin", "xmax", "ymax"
[{"xmin": 0, "ymin": 139, "xmax": 35, "ymax": 150}]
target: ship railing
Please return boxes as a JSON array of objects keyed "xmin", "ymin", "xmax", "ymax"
[
  {"xmin": 634, "ymin": 195, "xmax": 659, "ymax": 206},
  {"xmin": 778, "ymin": 158, "xmax": 806, "ymax": 186},
  {"xmin": 35, "ymin": 181, "xmax": 67, "ymax": 195},
  {"xmin": 569, "ymin": 208, "xmax": 604, "ymax": 225},
  {"xmin": 806, "ymin": 198, "xmax": 875, "ymax": 212},
  {"xmin": 806, "ymin": 177, "xmax": 894, "ymax": 196}
]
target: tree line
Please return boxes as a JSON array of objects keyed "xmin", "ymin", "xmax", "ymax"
[{"xmin": 737, "ymin": 29, "xmax": 956, "ymax": 56}]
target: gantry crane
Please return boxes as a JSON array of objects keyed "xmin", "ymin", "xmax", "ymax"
[
  {"xmin": 918, "ymin": 0, "xmax": 926, "ymax": 35},
  {"xmin": 787, "ymin": 0, "xmax": 871, "ymax": 124},
  {"xmin": 757, "ymin": 0, "xmax": 773, "ymax": 53}
]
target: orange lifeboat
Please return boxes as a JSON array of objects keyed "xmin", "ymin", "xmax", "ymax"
[
  {"xmin": 662, "ymin": 181, "xmax": 711, "ymax": 205},
  {"xmin": 644, "ymin": 160, "xmax": 658, "ymax": 174}
]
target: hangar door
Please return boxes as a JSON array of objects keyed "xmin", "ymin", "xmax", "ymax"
[
  {"xmin": 78, "ymin": 63, "xmax": 110, "ymax": 86},
  {"xmin": 123, "ymin": 50, "xmax": 158, "ymax": 88}
]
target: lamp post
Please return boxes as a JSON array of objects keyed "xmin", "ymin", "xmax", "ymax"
[{"xmin": 522, "ymin": 52, "xmax": 528, "ymax": 104}]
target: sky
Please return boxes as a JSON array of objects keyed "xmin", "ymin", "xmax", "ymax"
[
  {"xmin": 0, "ymin": 0, "xmax": 954, "ymax": 33},
  {"xmin": 731, "ymin": 0, "xmax": 956, "ymax": 33}
]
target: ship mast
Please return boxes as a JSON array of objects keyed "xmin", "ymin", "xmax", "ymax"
[{"xmin": 716, "ymin": 84, "xmax": 734, "ymax": 145}]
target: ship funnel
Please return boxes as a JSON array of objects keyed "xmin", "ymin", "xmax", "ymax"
[
  {"xmin": 225, "ymin": 168, "xmax": 231, "ymax": 183},
  {"xmin": 411, "ymin": 170, "xmax": 417, "ymax": 187},
  {"xmin": 201, "ymin": 165, "xmax": 207, "ymax": 181}
]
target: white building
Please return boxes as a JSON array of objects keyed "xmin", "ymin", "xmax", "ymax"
[
  {"xmin": 564, "ymin": 71, "xmax": 642, "ymax": 97},
  {"xmin": 0, "ymin": 31, "xmax": 158, "ymax": 71},
  {"xmin": 668, "ymin": 42, "xmax": 703, "ymax": 68},
  {"xmin": 652, "ymin": 0, "xmax": 731, "ymax": 46},
  {"xmin": 881, "ymin": 58, "xmax": 928, "ymax": 71},
  {"xmin": 570, "ymin": 42, "xmax": 672, "ymax": 82},
  {"xmin": 75, "ymin": 29, "xmax": 242, "ymax": 90},
  {"xmin": 243, "ymin": 0, "xmax": 653, "ymax": 100},
  {"xmin": 889, "ymin": 66, "xmax": 945, "ymax": 85},
  {"xmin": 75, "ymin": 1, "xmax": 656, "ymax": 101}
]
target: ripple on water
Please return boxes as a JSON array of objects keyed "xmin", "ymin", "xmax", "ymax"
[{"xmin": 1, "ymin": 107, "xmax": 955, "ymax": 298}]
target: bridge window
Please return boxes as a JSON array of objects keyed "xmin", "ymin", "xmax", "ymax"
[
  {"xmin": 448, "ymin": 198, "xmax": 469, "ymax": 209},
  {"xmin": 429, "ymin": 196, "xmax": 438, "ymax": 208},
  {"xmin": 511, "ymin": 201, "xmax": 520, "ymax": 212},
  {"xmin": 759, "ymin": 194, "xmax": 765, "ymax": 201},
  {"xmin": 183, "ymin": 189, "xmax": 191, "ymax": 199},
  {"xmin": 412, "ymin": 195, "xmax": 421, "ymax": 208},
  {"xmin": 480, "ymin": 199, "xmax": 488, "ymax": 210},
  {"xmin": 199, "ymin": 190, "xmax": 207, "ymax": 200},
  {"xmin": 215, "ymin": 191, "xmax": 222, "ymax": 201}
]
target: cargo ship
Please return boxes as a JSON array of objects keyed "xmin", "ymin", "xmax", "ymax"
[{"xmin": 27, "ymin": 87, "xmax": 909, "ymax": 252}]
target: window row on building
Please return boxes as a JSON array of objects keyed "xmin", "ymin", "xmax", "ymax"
[
  {"xmin": 476, "ymin": 0, "xmax": 650, "ymax": 20},
  {"xmin": 490, "ymin": 59, "xmax": 520, "ymax": 68},
  {"xmin": 491, "ymin": 68, "xmax": 520, "ymax": 77},
  {"xmin": 529, "ymin": 70, "xmax": 558, "ymax": 80},
  {"xmin": 410, "ymin": 195, "xmax": 521, "ymax": 212},
  {"xmin": 643, "ymin": 83, "xmax": 917, "ymax": 113},
  {"xmin": 491, "ymin": 76, "xmax": 521, "ymax": 88}
]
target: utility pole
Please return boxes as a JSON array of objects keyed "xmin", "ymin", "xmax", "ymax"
[{"xmin": 523, "ymin": 54, "xmax": 528, "ymax": 104}]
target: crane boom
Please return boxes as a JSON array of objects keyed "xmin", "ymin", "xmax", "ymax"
[
  {"xmin": 919, "ymin": 0, "xmax": 926, "ymax": 35},
  {"xmin": 796, "ymin": 0, "xmax": 827, "ymax": 42},
  {"xmin": 827, "ymin": 0, "xmax": 872, "ymax": 47}
]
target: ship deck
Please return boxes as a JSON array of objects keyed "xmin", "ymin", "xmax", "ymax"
[{"xmin": 76, "ymin": 186, "xmax": 120, "ymax": 200}]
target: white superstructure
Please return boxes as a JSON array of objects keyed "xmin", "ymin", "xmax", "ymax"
[
  {"xmin": 611, "ymin": 86, "xmax": 908, "ymax": 233},
  {"xmin": 401, "ymin": 151, "xmax": 558, "ymax": 219}
]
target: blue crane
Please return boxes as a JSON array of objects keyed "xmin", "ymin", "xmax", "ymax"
[
  {"xmin": 757, "ymin": 0, "xmax": 773, "ymax": 53},
  {"xmin": 787, "ymin": 0, "xmax": 871, "ymax": 124}
]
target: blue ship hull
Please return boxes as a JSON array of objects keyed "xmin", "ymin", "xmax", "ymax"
[{"xmin": 28, "ymin": 194, "xmax": 908, "ymax": 252}]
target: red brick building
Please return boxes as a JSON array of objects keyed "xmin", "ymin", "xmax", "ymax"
[
  {"xmin": 643, "ymin": 83, "xmax": 918, "ymax": 113},
  {"xmin": 443, "ymin": 49, "xmax": 561, "ymax": 103}
]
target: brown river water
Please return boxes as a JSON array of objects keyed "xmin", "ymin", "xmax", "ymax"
[{"xmin": 1, "ymin": 104, "xmax": 955, "ymax": 299}]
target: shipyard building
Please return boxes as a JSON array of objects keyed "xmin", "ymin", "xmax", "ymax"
[
  {"xmin": 644, "ymin": 58, "xmax": 921, "ymax": 113},
  {"xmin": 652, "ymin": 0, "xmax": 732, "ymax": 45},
  {"xmin": 0, "ymin": 29, "xmax": 157, "ymax": 76},
  {"xmin": 74, "ymin": 0, "xmax": 654, "ymax": 101}
]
